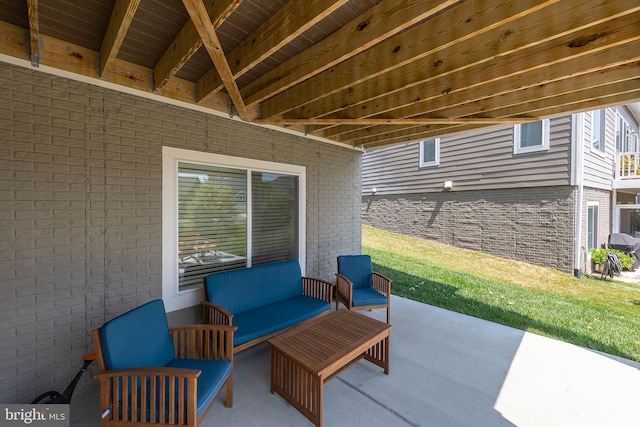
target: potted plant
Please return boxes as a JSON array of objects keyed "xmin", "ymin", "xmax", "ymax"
[{"xmin": 589, "ymin": 247, "xmax": 635, "ymax": 274}]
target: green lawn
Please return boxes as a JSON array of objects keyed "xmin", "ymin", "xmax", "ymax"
[{"xmin": 362, "ymin": 226, "xmax": 640, "ymax": 362}]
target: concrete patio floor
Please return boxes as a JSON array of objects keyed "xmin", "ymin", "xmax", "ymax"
[{"xmin": 71, "ymin": 296, "xmax": 640, "ymax": 426}]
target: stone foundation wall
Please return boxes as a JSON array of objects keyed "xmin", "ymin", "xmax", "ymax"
[{"xmin": 363, "ymin": 186, "xmax": 577, "ymax": 272}]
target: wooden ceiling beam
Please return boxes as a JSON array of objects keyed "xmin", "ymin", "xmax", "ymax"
[
  {"xmin": 153, "ymin": 0, "xmax": 241, "ymax": 92},
  {"xmin": 294, "ymin": 4, "xmax": 640, "ymax": 126},
  {"xmin": 336, "ymin": 64, "xmax": 640, "ymax": 142},
  {"xmin": 354, "ymin": 84, "xmax": 640, "ymax": 148},
  {"xmin": 301, "ymin": 0, "xmax": 640, "ymax": 124},
  {"xmin": 259, "ymin": 0, "xmax": 560, "ymax": 119},
  {"xmin": 255, "ymin": 118, "xmax": 536, "ymax": 126},
  {"xmin": 474, "ymin": 78, "xmax": 640, "ymax": 120},
  {"xmin": 327, "ymin": 50, "xmax": 640, "ymax": 141},
  {"xmin": 182, "ymin": 0, "xmax": 249, "ymax": 120},
  {"xmin": 26, "ymin": 0, "xmax": 39, "ymax": 67},
  {"xmin": 241, "ymin": 0, "xmax": 461, "ymax": 107},
  {"xmin": 194, "ymin": 0, "xmax": 349, "ymax": 104},
  {"xmin": 99, "ymin": 0, "xmax": 142, "ymax": 80},
  {"xmin": 312, "ymin": 12, "xmax": 640, "ymax": 139},
  {"xmin": 362, "ymin": 88, "xmax": 640, "ymax": 149}
]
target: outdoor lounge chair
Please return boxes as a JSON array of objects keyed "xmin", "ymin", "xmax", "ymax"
[
  {"xmin": 336, "ymin": 255, "xmax": 392, "ymax": 323},
  {"xmin": 92, "ymin": 299, "xmax": 235, "ymax": 427}
]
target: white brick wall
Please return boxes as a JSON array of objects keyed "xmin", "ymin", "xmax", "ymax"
[{"xmin": 0, "ymin": 62, "xmax": 362, "ymax": 403}]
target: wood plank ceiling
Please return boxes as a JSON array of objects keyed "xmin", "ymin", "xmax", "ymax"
[{"xmin": 0, "ymin": 0, "xmax": 638, "ymax": 150}]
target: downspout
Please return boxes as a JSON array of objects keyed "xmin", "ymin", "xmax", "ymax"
[{"xmin": 573, "ymin": 113, "xmax": 585, "ymax": 278}]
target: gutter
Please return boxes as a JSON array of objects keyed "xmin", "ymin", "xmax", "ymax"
[{"xmin": 572, "ymin": 113, "xmax": 585, "ymax": 278}]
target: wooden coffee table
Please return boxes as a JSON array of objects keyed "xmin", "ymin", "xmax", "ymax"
[{"xmin": 269, "ymin": 309, "xmax": 391, "ymax": 426}]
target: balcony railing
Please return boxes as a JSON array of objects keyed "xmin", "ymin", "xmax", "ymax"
[{"xmin": 617, "ymin": 151, "xmax": 640, "ymax": 180}]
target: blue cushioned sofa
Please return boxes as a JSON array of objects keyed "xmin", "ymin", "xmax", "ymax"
[
  {"xmin": 92, "ymin": 299, "xmax": 236, "ymax": 427},
  {"xmin": 202, "ymin": 260, "xmax": 334, "ymax": 352}
]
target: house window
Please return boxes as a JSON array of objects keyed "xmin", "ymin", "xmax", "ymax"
[
  {"xmin": 616, "ymin": 113, "xmax": 638, "ymax": 153},
  {"xmin": 419, "ymin": 138, "xmax": 440, "ymax": 167},
  {"xmin": 513, "ymin": 119, "xmax": 550, "ymax": 154},
  {"xmin": 162, "ymin": 147, "xmax": 306, "ymax": 311},
  {"xmin": 587, "ymin": 203, "xmax": 599, "ymax": 251},
  {"xmin": 591, "ymin": 110, "xmax": 605, "ymax": 152}
]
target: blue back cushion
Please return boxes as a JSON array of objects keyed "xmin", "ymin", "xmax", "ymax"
[
  {"xmin": 338, "ymin": 255, "xmax": 373, "ymax": 289},
  {"xmin": 100, "ymin": 299, "xmax": 175, "ymax": 370},
  {"xmin": 204, "ymin": 260, "xmax": 303, "ymax": 314}
]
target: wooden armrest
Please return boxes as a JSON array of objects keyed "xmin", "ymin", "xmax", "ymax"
[
  {"xmin": 372, "ymin": 272, "xmax": 392, "ymax": 296},
  {"xmin": 202, "ymin": 301, "xmax": 233, "ymax": 325},
  {"xmin": 94, "ymin": 366, "xmax": 200, "ymax": 380},
  {"xmin": 302, "ymin": 276, "xmax": 334, "ymax": 304},
  {"xmin": 169, "ymin": 325, "xmax": 236, "ymax": 361},
  {"xmin": 335, "ymin": 273, "xmax": 353, "ymax": 305}
]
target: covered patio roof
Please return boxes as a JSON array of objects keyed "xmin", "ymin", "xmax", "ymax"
[
  {"xmin": 72, "ymin": 296, "xmax": 640, "ymax": 426},
  {"xmin": 0, "ymin": 0, "xmax": 638, "ymax": 150}
]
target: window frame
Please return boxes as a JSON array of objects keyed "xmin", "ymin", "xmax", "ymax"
[
  {"xmin": 587, "ymin": 202, "xmax": 599, "ymax": 251},
  {"xmin": 162, "ymin": 147, "xmax": 306, "ymax": 312},
  {"xmin": 419, "ymin": 138, "xmax": 440, "ymax": 168},
  {"xmin": 513, "ymin": 119, "xmax": 550, "ymax": 154},
  {"xmin": 590, "ymin": 109, "xmax": 605, "ymax": 153}
]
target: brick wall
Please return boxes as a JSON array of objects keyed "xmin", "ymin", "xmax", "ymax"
[
  {"xmin": 0, "ymin": 62, "xmax": 362, "ymax": 403},
  {"xmin": 362, "ymin": 186, "xmax": 577, "ymax": 272},
  {"xmin": 580, "ymin": 187, "xmax": 612, "ymax": 268}
]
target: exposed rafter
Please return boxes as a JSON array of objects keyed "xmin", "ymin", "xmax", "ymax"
[
  {"xmin": 26, "ymin": 0, "xmax": 39, "ymax": 67},
  {"xmin": 243, "ymin": 0, "xmax": 460, "ymax": 107},
  {"xmin": 181, "ymin": 0, "xmax": 249, "ymax": 120},
  {"xmin": 194, "ymin": 0, "xmax": 349, "ymax": 104},
  {"xmin": 255, "ymin": 117, "xmax": 538, "ymax": 126},
  {"xmin": 259, "ymin": 0, "xmax": 561, "ymax": 119},
  {"xmin": 306, "ymin": 5, "xmax": 640, "ymax": 140},
  {"xmin": 153, "ymin": 0, "xmax": 242, "ymax": 92},
  {"xmin": 99, "ymin": 0, "xmax": 141, "ymax": 80}
]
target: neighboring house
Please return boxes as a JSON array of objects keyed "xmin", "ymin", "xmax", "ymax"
[{"xmin": 362, "ymin": 105, "xmax": 640, "ymax": 276}]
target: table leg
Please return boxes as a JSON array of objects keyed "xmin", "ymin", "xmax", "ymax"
[
  {"xmin": 364, "ymin": 334, "xmax": 390, "ymax": 374},
  {"xmin": 271, "ymin": 347, "xmax": 323, "ymax": 426}
]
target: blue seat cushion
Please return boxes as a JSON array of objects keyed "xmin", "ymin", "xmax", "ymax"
[
  {"xmin": 100, "ymin": 299, "xmax": 175, "ymax": 370},
  {"xmin": 232, "ymin": 296, "xmax": 330, "ymax": 346},
  {"xmin": 166, "ymin": 359, "xmax": 232, "ymax": 418},
  {"xmin": 205, "ymin": 260, "xmax": 303, "ymax": 314},
  {"xmin": 338, "ymin": 255, "xmax": 373, "ymax": 289},
  {"xmin": 352, "ymin": 288, "xmax": 388, "ymax": 307}
]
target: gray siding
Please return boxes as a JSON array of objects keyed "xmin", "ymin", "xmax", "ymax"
[
  {"xmin": 363, "ymin": 116, "xmax": 573, "ymax": 195},
  {"xmin": 0, "ymin": 62, "xmax": 362, "ymax": 403},
  {"xmin": 582, "ymin": 109, "xmax": 616, "ymax": 190}
]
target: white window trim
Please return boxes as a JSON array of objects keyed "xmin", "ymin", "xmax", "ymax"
[
  {"xmin": 513, "ymin": 119, "xmax": 550, "ymax": 154},
  {"xmin": 162, "ymin": 146, "xmax": 307, "ymax": 312},
  {"xmin": 589, "ymin": 110, "xmax": 605, "ymax": 155},
  {"xmin": 419, "ymin": 138, "xmax": 440, "ymax": 167},
  {"xmin": 587, "ymin": 201, "xmax": 599, "ymax": 251}
]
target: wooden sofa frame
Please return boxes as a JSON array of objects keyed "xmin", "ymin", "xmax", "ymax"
[{"xmin": 203, "ymin": 276, "xmax": 333, "ymax": 353}]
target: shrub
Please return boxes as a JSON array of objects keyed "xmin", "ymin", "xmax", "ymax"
[{"xmin": 590, "ymin": 247, "xmax": 635, "ymax": 270}]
